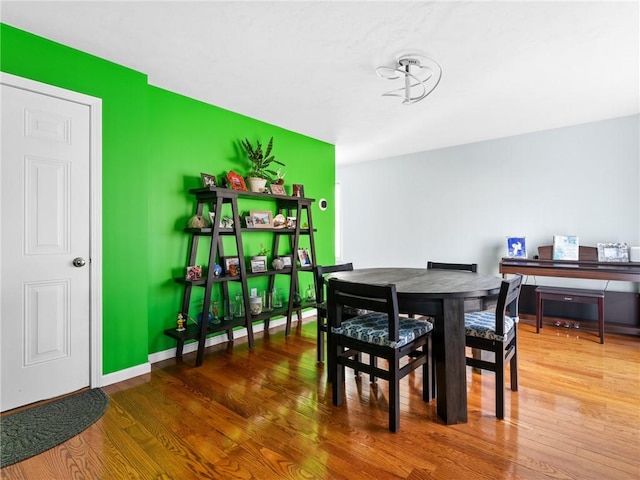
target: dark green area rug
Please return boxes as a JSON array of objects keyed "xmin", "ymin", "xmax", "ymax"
[{"xmin": 1, "ymin": 388, "xmax": 109, "ymax": 468}]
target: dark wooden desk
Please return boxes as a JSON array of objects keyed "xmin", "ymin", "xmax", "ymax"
[
  {"xmin": 327, "ymin": 267, "xmax": 502, "ymax": 425},
  {"xmin": 499, "ymin": 258, "xmax": 640, "ymax": 282},
  {"xmin": 500, "ymin": 257, "xmax": 640, "ymax": 333}
]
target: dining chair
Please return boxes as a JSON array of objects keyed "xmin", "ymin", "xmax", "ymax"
[
  {"xmin": 313, "ymin": 263, "xmax": 354, "ymax": 363},
  {"xmin": 464, "ymin": 274, "xmax": 523, "ymax": 419},
  {"xmin": 409, "ymin": 261, "xmax": 478, "ymax": 319},
  {"xmin": 327, "ymin": 278, "xmax": 433, "ymax": 432},
  {"xmin": 427, "ymin": 261, "xmax": 477, "ymax": 272}
]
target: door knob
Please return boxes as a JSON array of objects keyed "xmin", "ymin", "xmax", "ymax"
[{"xmin": 72, "ymin": 257, "xmax": 86, "ymax": 268}]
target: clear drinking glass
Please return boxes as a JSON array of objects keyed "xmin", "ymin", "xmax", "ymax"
[
  {"xmin": 273, "ymin": 288, "xmax": 282, "ymax": 308},
  {"xmin": 262, "ymin": 290, "xmax": 273, "ymax": 312},
  {"xmin": 234, "ymin": 294, "xmax": 244, "ymax": 317},
  {"xmin": 224, "ymin": 298, "xmax": 233, "ymax": 321}
]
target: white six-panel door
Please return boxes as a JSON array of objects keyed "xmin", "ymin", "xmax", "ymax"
[{"xmin": 1, "ymin": 75, "xmax": 102, "ymax": 411}]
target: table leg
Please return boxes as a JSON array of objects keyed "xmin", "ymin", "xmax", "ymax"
[{"xmin": 434, "ymin": 297, "xmax": 468, "ymax": 425}]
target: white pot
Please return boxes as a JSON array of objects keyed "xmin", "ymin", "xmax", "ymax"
[{"xmin": 247, "ymin": 177, "xmax": 267, "ymax": 193}]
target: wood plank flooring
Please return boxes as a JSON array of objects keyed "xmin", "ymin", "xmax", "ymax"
[{"xmin": 2, "ymin": 318, "xmax": 639, "ymax": 479}]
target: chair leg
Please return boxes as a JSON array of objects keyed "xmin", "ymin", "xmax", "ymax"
[
  {"xmin": 510, "ymin": 335, "xmax": 519, "ymax": 392},
  {"xmin": 369, "ymin": 355, "xmax": 376, "ymax": 383},
  {"xmin": 327, "ymin": 330, "xmax": 335, "ymax": 384},
  {"xmin": 472, "ymin": 348, "xmax": 482, "ymax": 374},
  {"xmin": 496, "ymin": 347, "xmax": 505, "ymax": 419},
  {"xmin": 429, "ymin": 336, "xmax": 437, "ymax": 400},
  {"xmin": 332, "ymin": 348, "xmax": 345, "ymax": 407},
  {"xmin": 389, "ymin": 357, "xmax": 400, "ymax": 432},
  {"xmin": 423, "ymin": 342, "xmax": 433, "ymax": 402},
  {"xmin": 317, "ymin": 317, "xmax": 325, "ymax": 363}
]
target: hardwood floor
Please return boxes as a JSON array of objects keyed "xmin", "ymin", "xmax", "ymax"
[{"xmin": 2, "ymin": 318, "xmax": 639, "ymax": 479}]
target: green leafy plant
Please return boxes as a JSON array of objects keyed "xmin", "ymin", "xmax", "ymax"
[
  {"xmin": 255, "ymin": 242, "xmax": 270, "ymax": 256},
  {"xmin": 241, "ymin": 137, "xmax": 285, "ymax": 181}
]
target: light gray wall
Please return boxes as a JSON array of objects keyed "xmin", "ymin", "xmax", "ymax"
[{"xmin": 336, "ymin": 114, "xmax": 639, "ymax": 292}]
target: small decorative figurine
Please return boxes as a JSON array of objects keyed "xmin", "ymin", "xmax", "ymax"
[
  {"xmin": 212, "ymin": 264, "xmax": 223, "ymax": 277},
  {"xmin": 187, "ymin": 214, "xmax": 209, "ymax": 228},
  {"xmin": 273, "ymin": 214, "xmax": 286, "ymax": 228},
  {"xmin": 176, "ymin": 313, "xmax": 186, "ymax": 332},
  {"xmin": 220, "ymin": 216, "xmax": 234, "ymax": 228},
  {"xmin": 293, "ymin": 291, "xmax": 302, "ymax": 307}
]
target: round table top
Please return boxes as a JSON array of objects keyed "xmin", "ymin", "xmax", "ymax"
[{"xmin": 328, "ymin": 267, "xmax": 502, "ymax": 299}]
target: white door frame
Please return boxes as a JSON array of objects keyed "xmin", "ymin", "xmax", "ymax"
[{"xmin": 0, "ymin": 72, "xmax": 103, "ymax": 388}]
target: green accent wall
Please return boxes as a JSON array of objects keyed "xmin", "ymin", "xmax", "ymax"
[{"xmin": 1, "ymin": 23, "xmax": 335, "ymax": 374}]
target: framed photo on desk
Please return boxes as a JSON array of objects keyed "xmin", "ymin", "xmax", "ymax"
[
  {"xmin": 597, "ymin": 243, "xmax": 629, "ymax": 262},
  {"xmin": 506, "ymin": 236, "xmax": 527, "ymax": 258}
]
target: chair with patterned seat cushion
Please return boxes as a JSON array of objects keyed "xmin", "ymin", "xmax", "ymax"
[
  {"xmin": 327, "ymin": 278, "xmax": 433, "ymax": 432},
  {"xmin": 464, "ymin": 274, "xmax": 523, "ymax": 419},
  {"xmin": 313, "ymin": 263, "xmax": 355, "ymax": 363}
]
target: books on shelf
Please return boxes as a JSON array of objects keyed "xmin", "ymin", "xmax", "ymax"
[{"xmin": 553, "ymin": 235, "xmax": 579, "ymax": 260}]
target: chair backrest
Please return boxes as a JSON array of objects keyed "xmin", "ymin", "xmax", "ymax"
[
  {"xmin": 313, "ymin": 263, "xmax": 354, "ymax": 305},
  {"xmin": 427, "ymin": 261, "xmax": 478, "ymax": 272},
  {"xmin": 494, "ymin": 274, "xmax": 523, "ymax": 336},
  {"xmin": 327, "ymin": 279, "xmax": 400, "ymax": 342}
]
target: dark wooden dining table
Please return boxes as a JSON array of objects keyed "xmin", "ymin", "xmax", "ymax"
[{"xmin": 327, "ymin": 267, "xmax": 502, "ymax": 425}]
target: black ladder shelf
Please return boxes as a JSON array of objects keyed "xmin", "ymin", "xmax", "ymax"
[{"xmin": 163, "ymin": 186, "xmax": 317, "ymax": 366}]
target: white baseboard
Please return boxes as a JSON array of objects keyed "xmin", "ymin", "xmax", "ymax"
[{"xmin": 100, "ymin": 362, "xmax": 151, "ymax": 387}]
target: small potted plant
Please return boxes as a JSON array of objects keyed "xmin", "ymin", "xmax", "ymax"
[
  {"xmin": 240, "ymin": 136, "xmax": 285, "ymax": 192},
  {"xmin": 251, "ymin": 243, "xmax": 270, "ymax": 265}
]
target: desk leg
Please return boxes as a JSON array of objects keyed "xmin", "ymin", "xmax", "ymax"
[{"xmin": 434, "ymin": 298, "xmax": 468, "ymax": 425}]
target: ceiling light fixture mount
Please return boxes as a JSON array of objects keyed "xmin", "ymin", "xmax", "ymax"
[{"xmin": 375, "ymin": 54, "xmax": 442, "ymax": 105}]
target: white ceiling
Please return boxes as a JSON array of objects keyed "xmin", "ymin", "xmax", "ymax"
[{"xmin": 2, "ymin": 1, "xmax": 639, "ymax": 164}]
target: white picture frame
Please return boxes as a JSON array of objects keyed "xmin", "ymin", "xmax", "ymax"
[
  {"xmin": 297, "ymin": 248, "xmax": 312, "ymax": 267},
  {"xmin": 250, "ymin": 259, "xmax": 267, "ymax": 273},
  {"xmin": 597, "ymin": 243, "xmax": 629, "ymax": 262}
]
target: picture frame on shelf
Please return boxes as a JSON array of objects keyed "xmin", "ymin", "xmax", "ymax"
[
  {"xmin": 270, "ymin": 184, "xmax": 286, "ymax": 196},
  {"xmin": 225, "ymin": 170, "xmax": 247, "ymax": 191},
  {"xmin": 286, "ymin": 217, "xmax": 297, "ymax": 229},
  {"xmin": 506, "ymin": 236, "xmax": 527, "ymax": 258},
  {"xmin": 597, "ymin": 242, "xmax": 629, "ymax": 262},
  {"xmin": 251, "ymin": 210, "xmax": 273, "ymax": 228},
  {"xmin": 280, "ymin": 255, "xmax": 293, "ymax": 267},
  {"xmin": 185, "ymin": 265, "xmax": 202, "ymax": 281},
  {"xmin": 292, "ymin": 184, "xmax": 305, "ymax": 198},
  {"xmin": 297, "ymin": 248, "xmax": 312, "ymax": 267},
  {"xmin": 245, "ymin": 216, "xmax": 255, "ymax": 228},
  {"xmin": 250, "ymin": 258, "xmax": 267, "ymax": 273},
  {"xmin": 201, "ymin": 172, "xmax": 216, "ymax": 188},
  {"xmin": 222, "ymin": 256, "xmax": 240, "ymax": 275}
]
